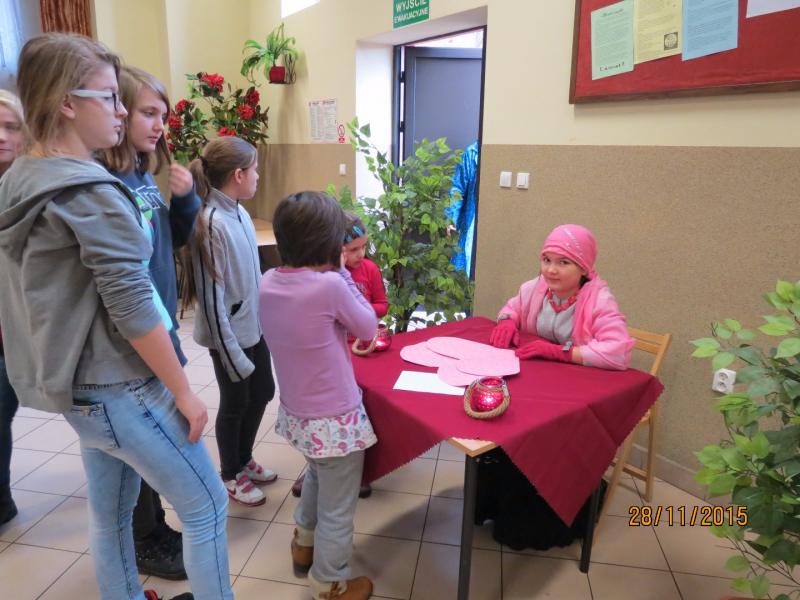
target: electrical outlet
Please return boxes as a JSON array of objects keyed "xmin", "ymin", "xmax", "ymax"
[
  {"xmin": 712, "ymin": 368, "xmax": 736, "ymax": 394},
  {"xmin": 339, "ymin": 163, "xmax": 347, "ymax": 176}
]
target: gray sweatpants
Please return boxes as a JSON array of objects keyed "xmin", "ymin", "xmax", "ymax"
[{"xmin": 294, "ymin": 450, "xmax": 365, "ymax": 582}]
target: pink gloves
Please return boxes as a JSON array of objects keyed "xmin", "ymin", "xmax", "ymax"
[
  {"xmin": 515, "ymin": 339, "xmax": 574, "ymax": 363},
  {"xmin": 489, "ymin": 319, "xmax": 519, "ymax": 348}
]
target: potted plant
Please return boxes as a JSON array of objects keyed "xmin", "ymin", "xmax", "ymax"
[
  {"xmin": 241, "ymin": 22, "xmax": 299, "ymax": 84},
  {"xmin": 691, "ymin": 279, "xmax": 800, "ymax": 600},
  {"xmin": 166, "ymin": 71, "xmax": 270, "ymax": 163},
  {"xmin": 327, "ymin": 117, "xmax": 473, "ymax": 332}
]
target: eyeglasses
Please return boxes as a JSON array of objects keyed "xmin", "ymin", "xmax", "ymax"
[{"xmin": 70, "ymin": 89, "xmax": 122, "ymax": 110}]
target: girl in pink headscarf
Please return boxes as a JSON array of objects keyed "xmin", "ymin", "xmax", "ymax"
[
  {"xmin": 489, "ymin": 223, "xmax": 633, "ymax": 370},
  {"xmin": 476, "ymin": 224, "xmax": 634, "ymax": 550}
]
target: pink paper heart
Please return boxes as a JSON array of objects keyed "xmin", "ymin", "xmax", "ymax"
[
  {"xmin": 437, "ymin": 363, "xmax": 480, "ymax": 387},
  {"xmin": 456, "ymin": 353, "xmax": 520, "ymax": 377},
  {"xmin": 400, "ymin": 343, "xmax": 458, "ymax": 368},
  {"xmin": 426, "ymin": 336, "xmax": 490, "ymax": 359}
]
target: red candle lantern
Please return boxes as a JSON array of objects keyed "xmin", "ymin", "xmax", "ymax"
[
  {"xmin": 463, "ymin": 376, "xmax": 510, "ymax": 419},
  {"xmin": 351, "ymin": 323, "xmax": 392, "ymax": 356}
]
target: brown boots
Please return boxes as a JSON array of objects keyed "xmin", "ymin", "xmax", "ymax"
[
  {"xmin": 292, "ymin": 527, "xmax": 373, "ymax": 599},
  {"xmin": 309, "ymin": 573, "xmax": 373, "ymax": 600},
  {"xmin": 291, "ymin": 527, "xmax": 314, "ymax": 577}
]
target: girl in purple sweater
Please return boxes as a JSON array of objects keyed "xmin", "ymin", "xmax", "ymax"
[{"xmin": 259, "ymin": 191, "xmax": 377, "ymax": 600}]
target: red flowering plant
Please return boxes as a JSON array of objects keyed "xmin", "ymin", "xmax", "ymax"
[
  {"xmin": 167, "ymin": 72, "xmax": 270, "ymax": 163},
  {"xmin": 165, "ymin": 98, "xmax": 209, "ymax": 165}
]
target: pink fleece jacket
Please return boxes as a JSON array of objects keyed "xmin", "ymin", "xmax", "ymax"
[{"xmin": 499, "ymin": 275, "xmax": 634, "ymax": 370}]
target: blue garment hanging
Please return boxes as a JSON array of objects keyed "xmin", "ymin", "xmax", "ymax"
[{"xmin": 446, "ymin": 141, "xmax": 479, "ymax": 277}]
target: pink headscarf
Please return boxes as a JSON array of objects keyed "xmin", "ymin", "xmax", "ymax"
[{"xmin": 540, "ymin": 224, "xmax": 597, "ymax": 278}]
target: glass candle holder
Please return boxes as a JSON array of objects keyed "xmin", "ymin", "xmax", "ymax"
[
  {"xmin": 464, "ymin": 376, "xmax": 510, "ymax": 418},
  {"xmin": 373, "ymin": 323, "xmax": 392, "ymax": 352}
]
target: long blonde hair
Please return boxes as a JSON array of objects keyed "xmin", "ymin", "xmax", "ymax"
[
  {"xmin": 182, "ymin": 136, "xmax": 258, "ymax": 306},
  {"xmin": 100, "ymin": 65, "xmax": 171, "ymax": 174},
  {"xmin": 16, "ymin": 33, "xmax": 120, "ymax": 148}
]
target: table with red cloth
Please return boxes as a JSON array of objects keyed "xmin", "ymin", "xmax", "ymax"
[{"xmin": 352, "ymin": 317, "xmax": 664, "ymax": 598}]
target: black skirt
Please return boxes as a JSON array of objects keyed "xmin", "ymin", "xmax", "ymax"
[{"xmin": 475, "ymin": 448, "xmax": 607, "ymax": 551}]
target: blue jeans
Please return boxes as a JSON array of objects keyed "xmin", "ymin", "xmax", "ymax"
[
  {"xmin": 0, "ymin": 355, "xmax": 19, "ymax": 489},
  {"xmin": 295, "ymin": 450, "xmax": 364, "ymax": 582},
  {"xmin": 65, "ymin": 377, "xmax": 232, "ymax": 600}
]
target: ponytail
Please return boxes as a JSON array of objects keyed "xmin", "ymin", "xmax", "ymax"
[{"xmin": 182, "ymin": 136, "xmax": 258, "ymax": 308}]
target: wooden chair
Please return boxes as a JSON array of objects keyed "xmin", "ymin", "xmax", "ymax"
[{"xmin": 596, "ymin": 327, "xmax": 671, "ymax": 539}]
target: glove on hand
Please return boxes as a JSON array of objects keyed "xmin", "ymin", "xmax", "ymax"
[
  {"xmin": 489, "ymin": 319, "xmax": 520, "ymax": 348},
  {"xmin": 515, "ymin": 339, "xmax": 573, "ymax": 363}
]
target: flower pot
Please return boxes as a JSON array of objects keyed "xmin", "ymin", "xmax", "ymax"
[{"xmin": 268, "ymin": 66, "xmax": 286, "ymax": 83}]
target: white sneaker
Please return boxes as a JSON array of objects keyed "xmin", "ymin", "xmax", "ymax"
[
  {"xmin": 224, "ymin": 474, "xmax": 266, "ymax": 506},
  {"xmin": 240, "ymin": 459, "xmax": 278, "ymax": 484}
]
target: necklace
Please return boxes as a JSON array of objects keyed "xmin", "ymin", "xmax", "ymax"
[{"xmin": 547, "ymin": 288, "xmax": 578, "ymax": 313}]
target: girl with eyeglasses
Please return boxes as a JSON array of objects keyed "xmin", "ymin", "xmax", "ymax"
[{"xmin": 0, "ymin": 33, "xmax": 232, "ymax": 600}]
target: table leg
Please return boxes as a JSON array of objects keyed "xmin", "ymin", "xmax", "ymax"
[
  {"xmin": 458, "ymin": 455, "xmax": 479, "ymax": 600},
  {"xmin": 579, "ymin": 484, "xmax": 603, "ymax": 573}
]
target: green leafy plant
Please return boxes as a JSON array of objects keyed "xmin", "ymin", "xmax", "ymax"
[
  {"xmin": 691, "ymin": 279, "xmax": 800, "ymax": 600},
  {"xmin": 167, "ymin": 72, "xmax": 269, "ymax": 163},
  {"xmin": 241, "ymin": 22, "xmax": 299, "ymax": 84},
  {"xmin": 327, "ymin": 117, "xmax": 473, "ymax": 332}
]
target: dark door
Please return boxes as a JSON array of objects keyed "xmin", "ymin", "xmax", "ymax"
[{"xmin": 402, "ymin": 47, "xmax": 483, "ymax": 160}]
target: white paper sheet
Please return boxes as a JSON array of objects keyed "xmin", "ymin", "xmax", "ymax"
[
  {"xmin": 393, "ymin": 370, "xmax": 466, "ymax": 396},
  {"xmin": 746, "ymin": 0, "xmax": 800, "ymax": 17}
]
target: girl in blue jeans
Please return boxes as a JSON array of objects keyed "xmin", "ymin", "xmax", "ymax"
[{"xmin": 0, "ymin": 33, "xmax": 232, "ymax": 600}]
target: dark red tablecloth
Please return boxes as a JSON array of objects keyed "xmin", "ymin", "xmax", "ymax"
[{"xmin": 353, "ymin": 317, "xmax": 664, "ymax": 525}]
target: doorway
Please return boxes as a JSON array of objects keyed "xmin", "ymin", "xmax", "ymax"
[{"xmin": 394, "ymin": 28, "xmax": 485, "ymax": 280}]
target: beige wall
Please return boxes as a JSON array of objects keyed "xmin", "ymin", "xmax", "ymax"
[
  {"xmin": 93, "ymin": 0, "xmax": 800, "ymax": 491},
  {"xmin": 93, "ymin": 0, "xmax": 171, "ymax": 88}
]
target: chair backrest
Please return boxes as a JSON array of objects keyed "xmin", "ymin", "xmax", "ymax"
[{"xmin": 628, "ymin": 327, "xmax": 672, "ymax": 377}]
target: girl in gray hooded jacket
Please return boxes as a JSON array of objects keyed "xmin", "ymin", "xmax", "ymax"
[{"xmin": 0, "ymin": 33, "xmax": 233, "ymax": 600}]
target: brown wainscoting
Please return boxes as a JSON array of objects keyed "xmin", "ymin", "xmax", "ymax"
[
  {"xmin": 473, "ymin": 144, "xmax": 800, "ymax": 489},
  {"xmin": 248, "ymin": 143, "xmax": 356, "ymax": 221}
]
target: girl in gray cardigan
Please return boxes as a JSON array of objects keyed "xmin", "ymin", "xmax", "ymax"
[{"xmin": 184, "ymin": 137, "xmax": 276, "ymax": 507}]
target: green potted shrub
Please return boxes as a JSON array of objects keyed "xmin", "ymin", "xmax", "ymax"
[
  {"xmin": 327, "ymin": 117, "xmax": 473, "ymax": 332},
  {"xmin": 241, "ymin": 22, "xmax": 299, "ymax": 84},
  {"xmin": 691, "ymin": 279, "xmax": 800, "ymax": 600}
]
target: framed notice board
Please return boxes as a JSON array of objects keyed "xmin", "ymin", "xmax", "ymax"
[{"xmin": 570, "ymin": 0, "xmax": 800, "ymax": 103}]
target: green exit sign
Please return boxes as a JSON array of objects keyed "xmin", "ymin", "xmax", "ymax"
[{"xmin": 393, "ymin": 0, "xmax": 430, "ymax": 28}]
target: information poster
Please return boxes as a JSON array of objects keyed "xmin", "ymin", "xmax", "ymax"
[
  {"xmin": 308, "ymin": 99, "xmax": 344, "ymax": 144},
  {"xmin": 591, "ymin": 0, "xmax": 635, "ymax": 79},
  {"xmin": 746, "ymin": 0, "xmax": 800, "ymax": 16},
  {"xmin": 635, "ymin": 0, "xmax": 683, "ymax": 63},
  {"xmin": 682, "ymin": 0, "xmax": 738, "ymax": 60}
]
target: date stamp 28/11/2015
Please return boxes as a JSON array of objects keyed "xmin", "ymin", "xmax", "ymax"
[{"xmin": 628, "ymin": 505, "xmax": 748, "ymax": 527}]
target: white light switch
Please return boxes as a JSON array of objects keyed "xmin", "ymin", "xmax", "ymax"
[
  {"xmin": 499, "ymin": 171, "xmax": 512, "ymax": 188},
  {"xmin": 339, "ymin": 163, "xmax": 347, "ymax": 176},
  {"xmin": 516, "ymin": 172, "xmax": 530, "ymax": 189}
]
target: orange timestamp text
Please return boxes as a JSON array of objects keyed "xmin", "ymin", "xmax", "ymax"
[{"xmin": 628, "ymin": 505, "xmax": 748, "ymax": 527}]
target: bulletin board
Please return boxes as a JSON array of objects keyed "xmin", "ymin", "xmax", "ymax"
[{"xmin": 570, "ymin": 0, "xmax": 800, "ymax": 103}]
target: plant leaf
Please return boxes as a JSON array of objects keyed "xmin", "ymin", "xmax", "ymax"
[
  {"xmin": 724, "ymin": 319, "xmax": 742, "ymax": 332},
  {"xmin": 724, "ymin": 554, "xmax": 750, "ymax": 572},
  {"xmin": 775, "ymin": 338, "xmax": 800, "ymax": 359},
  {"xmin": 749, "ymin": 574, "xmax": 770, "ymax": 599},
  {"xmin": 712, "ymin": 352, "xmax": 736, "ymax": 371}
]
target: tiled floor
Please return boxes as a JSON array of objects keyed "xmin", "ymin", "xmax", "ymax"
[{"xmin": 0, "ymin": 313, "xmax": 769, "ymax": 599}]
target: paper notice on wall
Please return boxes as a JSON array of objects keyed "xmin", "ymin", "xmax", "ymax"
[
  {"xmin": 591, "ymin": 0, "xmax": 635, "ymax": 80},
  {"xmin": 635, "ymin": 0, "xmax": 683, "ymax": 64},
  {"xmin": 682, "ymin": 0, "xmax": 738, "ymax": 61},
  {"xmin": 746, "ymin": 0, "xmax": 800, "ymax": 17},
  {"xmin": 309, "ymin": 99, "xmax": 345, "ymax": 144}
]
